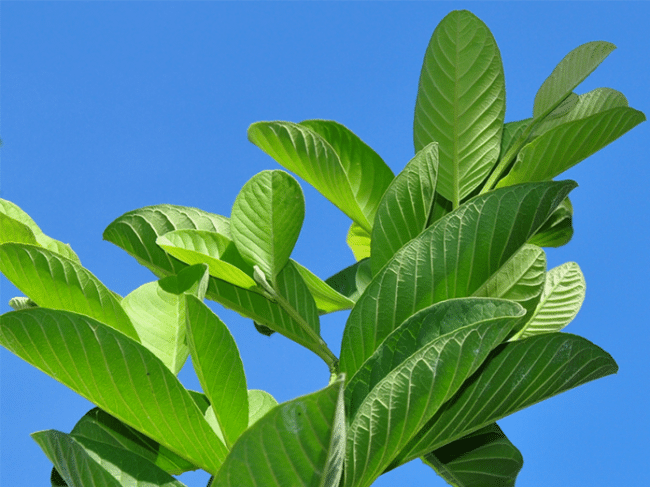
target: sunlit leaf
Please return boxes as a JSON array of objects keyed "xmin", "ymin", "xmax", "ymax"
[
  {"xmin": 414, "ymin": 10, "xmax": 505, "ymax": 207},
  {"xmin": 247, "ymin": 390, "xmax": 278, "ymax": 427},
  {"xmin": 0, "ymin": 213, "xmax": 39, "ymax": 245},
  {"xmin": 346, "ymin": 222, "xmax": 371, "ymax": 261},
  {"xmin": 292, "ymin": 261, "xmax": 354, "ymax": 314}
]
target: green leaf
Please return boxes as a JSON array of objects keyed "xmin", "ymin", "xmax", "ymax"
[
  {"xmin": 391, "ymin": 333, "xmax": 617, "ymax": 467},
  {"xmin": 413, "ymin": 10, "xmax": 506, "ymax": 207},
  {"xmin": 248, "ymin": 121, "xmax": 393, "ymax": 233},
  {"xmin": 33, "ymin": 430, "xmax": 188, "ymax": 487},
  {"xmin": 185, "ymin": 295, "xmax": 249, "ymax": 448},
  {"xmin": 325, "ymin": 261, "xmax": 365, "ymax": 302},
  {"xmin": 513, "ymin": 262, "xmax": 586, "ymax": 340},
  {"xmin": 472, "ymin": 244, "xmax": 547, "ymax": 322},
  {"xmin": 247, "ymin": 389, "xmax": 278, "ymax": 427},
  {"xmin": 421, "ymin": 423, "xmax": 523, "ymax": 487},
  {"xmin": 292, "ymin": 261, "xmax": 354, "ymax": 314},
  {"xmin": 343, "ymin": 299, "xmax": 524, "ymax": 487},
  {"xmin": 339, "ymin": 180, "xmax": 576, "ymax": 378},
  {"xmin": 0, "ymin": 198, "xmax": 81, "ymax": 263},
  {"xmin": 231, "ymin": 170, "xmax": 305, "ymax": 281},
  {"xmin": 497, "ymin": 107, "xmax": 645, "ymax": 187},
  {"xmin": 121, "ymin": 264, "xmax": 209, "ymax": 374},
  {"xmin": 212, "ymin": 377, "xmax": 345, "ymax": 487},
  {"xmin": 533, "ymin": 41, "xmax": 616, "ymax": 121},
  {"xmin": 156, "ymin": 229, "xmax": 258, "ymax": 290},
  {"xmin": 9, "ymin": 296, "xmax": 38, "ymax": 310},
  {"xmin": 0, "ymin": 243, "xmax": 139, "ymax": 341},
  {"xmin": 371, "ymin": 142, "xmax": 438, "ymax": 274},
  {"xmin": 0, "ymin": 213, "xmax": 39, "ymax": 245},
  {"xmin": 274, "ymin": 260, "xmax": 322, "ymax": 341},
  {"xmin": 500, "ymin": 119, "xmax": 532, "ymax": 158},
  {"xmin": 103, "ymin": 204, "xmax": 231, "ymax": 278},
  {"xmin": 528, "ymin": 197, "xmax": 573, "ymax": 248},
  {"xmin": 346, "ymin": 222, "xmax": 371, "ymax": 261},
  {"xmin": 0, "ymin": 308, "xmax": 227, "ymax": 474},
  {"xmin": 68, "ymin": 408, "xmax": 197, "ymax": 476}
]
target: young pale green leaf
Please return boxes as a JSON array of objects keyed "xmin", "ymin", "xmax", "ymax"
[
  {"xmin": 185, "ymin": 295, "xmax": 248, "ymax": 448},
  {"xmin": 346, "ymin": 222, "xmax": 371, "ymax": 261},
  {"xmin": 156, "ymin": 229, "xmax": 258, "ymax": 290},
  {"xmin": 69, "ymin": 408, "xmax": 197, "ymax": 476},
  {"xmin": 248, "ymin": 121, "xmax": 393, "ymax": 233},
  {"xmin": 343, "ymin": 299, "xmax": 524, "ymax": 487},
  {"xmin": 212, "ymin": 377, "xmax": 346, "ymax": 487},
  {"xmin": 0, "ymin": 198, "xmax": 81, "ymax": 263},
  {"xmin": 9, "ymin": 296, "xmax": 38, "ymax": 310},
  {"xmin": 247, "ymin": 389, "xmax": 278, "ymax": 427},
  {"xmin": 292, "ymin": 261, "xmax": 354, "ymax": 314},
  {"xmin": 533, "ymin": 41, "xmax": 616, "ymax": 121},
  {"xmin": 534, "ymin": 88, "xmax": 629, "ymax": 136},
  {"xmin": 121, "ymin": 264, "xmax": 210, "ymax": 375},
  {"xmin": 421, "ymin": 423, "xmax": 523, "ymax": 487},
  {"xmin": 371, "ymin": 142, "xmax": 438, "ymax": 275},
  {"xmin": 413, "ymin": 10, "xmax": 506, "ymax": 207},
  {"xmin": 472, "ymin": 244, "xmax": 547, "ymax": 322},
  {"xmin": 231, "ymin": 170, "xmax": 304, "ymax": 280},
  {"xmin": 0, "ymin": 243, "xmax": 139, "ymax": 341},
  {"xmin": 103, "ymin": 204, "xmax": 231, "ymax": 278},
  {"xmin": 339, "ymin": 180, "xmax": 577, "ymax": 378},
  {"xmin": 528, "ymin": 197, "xmax": 574, "ymax": 248},
  {"xmin": 497, "ymin": 107, "xmax": 645, "ymax": 187},
  {"xmin": 0, "ymin": 308, "xmax": 227, "ymax": 474},
  {"xmin": 513, "ymin": 262, "xmax": 586, "ymax": 340},
  {"xmin": 391, "ymin": 333, "xmax": 617, "ymax": 467},
  {"xmin": 33, "ymin": 430, "xmax": 188, "ymax": 487}
]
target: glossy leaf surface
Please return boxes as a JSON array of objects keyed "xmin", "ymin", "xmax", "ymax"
[
  {"xmin": 371, "ymin": 142, "xmax": 438, "ymax": 274},
  {"xmin": 212, "ymin": 377, "xmax": 345, "ymax": 487},
  {"xmin": 414, "ymin": 10, "xmax": 505, "ymax": 206},
  {"xmin": 0, "ymin": 308, "xmax": 227, "ymax": 474},
  {"xmin": 340, "ymin": 180, "xmax": 576, "ymax": 378}
]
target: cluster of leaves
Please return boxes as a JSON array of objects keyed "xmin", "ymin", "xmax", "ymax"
[{"xmin": 0, "ymin": 10, "xmax": 644, "ymax": 487}]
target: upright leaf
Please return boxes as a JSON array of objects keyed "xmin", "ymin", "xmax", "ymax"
[
  {"xmin": 371, "ymin": 142, "xmax": 438, "ymax": 274},
  {"xmin": 421, "ymin": 423, "xmax": 523, "ymax": 487},
  {"xmin": 533, "ymin": 41, "xmax": 616, "ymax": 121},
  {"xmin": 513, "ymin": 262, "xmax": 586, "ymax": 340},
  {"xmin": 528, "ymin": 197, "xmax": 574, "ymax": 248},
  {"xmin": 0, "ymin": 244, "xmax": 138, "ymax": 341},
  {"xmin": 274, "ymin": 260, "xmax": 322, "ymax": 340},
  {"xmin": 231, "ymin": 170, "xmax": 304, "ymax": 281},
  {"xmin": 340, "ymin": 180, "xmax": 576, "ymax": 378},
  {"xmin": 325, "ymin": 260, "xmax": 365, "ymax": 302},
  {"xmin": 248, "ymin": 121, "xmax": 393, "ymax": 232},
  {"xmin": 212, "ymin": 377, "xmax": 346, "ymax": 487},
  {"xmin": 0, "ymin": 308, "xmax": 228, "ymax": 474},
  {"xmin": 414, "ymin": 10, "xmax": 506, "ymax": 207},
  {"xmin": 185, "ymin": 296, "xmax": 249, "ymax": 448},
  {"xmin": 121, "ymin": 264, "xmax": 210, "ymax": 374},
  {"xmin": 346, "ymin": 222, "xmax": 371, "ymax": 261}
]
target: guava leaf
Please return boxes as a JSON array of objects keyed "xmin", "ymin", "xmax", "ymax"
[
  {"xmin": 346, "ymin": 222, "xmax": 371, "ymax": 261},
  {"xmin": 292, "ymin": 260, "xmax": 354, "ymax": 314}
]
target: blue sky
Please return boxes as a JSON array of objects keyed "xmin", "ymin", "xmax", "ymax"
[{"xmin": 1, "ymin": 2, "xmax": 648, "ymax": 486}]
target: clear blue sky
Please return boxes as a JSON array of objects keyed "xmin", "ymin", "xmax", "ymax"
[{"xmin": 1, "ymin": 2, "xmax": 648, "ymax": 486}]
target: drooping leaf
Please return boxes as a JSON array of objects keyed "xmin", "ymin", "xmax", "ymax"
[
  {"xmin": 346, "ymin": 222, "xmax": 371, "ymax": 261},
  {"xmin": 497, "ymin": 107, "xmax": 645, "ymax": 187},
  {"xmin": 472, "ymin": 244, "xmax": 546, "ymax": 322},
  {"xmin": 528, "ymin": 197, "xmax": 574, "ymax": 248},
  {"xmin": 0, "ymin": 198, "xmax": 81, "ymax": 263},
  {"xmin": 248, "ymin": 121, "xmax": 393, "ymax": 232},
  {"xmin": 212, "ymin": 377, "xmax": 346, "ymax": 487},
  {"xmin": 247, "ymin": 389, "xmax": 278, "ymax": 427},
  {"xmin": 343, "ymin": 299, "xmax": 524, "ymax": 487},
  {"xmin": 68, "ymin": 408, "xmax": 197, "ymax": 476},
  {"xmin": 0, "ymin": 308, "xmax": 227, "ymax": 474},
  {"xmin": 371, "ymin": 142, "xmax": 438, "ymax": 274},
  {"xmin": 121, "ymin": 265, "xmax": 209, "ymax": 374},
  {"xmin": 103, "ymin": 204, "xmax": 231, "ymax": 278},
  {"xmin": 533, "ymin": 41, "xmax": 616, "ymax": 121},
  {"xmin": 231, "ymin": 170, "xmax": 304, "ymax": 281},
  {"xmin": 185, "ymin": 295, "xmax": 249, "ymax": 448},
  {"xmin": 292, "ymin": 261, "xmax": 354, "ymax": 314},
  {"xmin": 156, "ymin": 229, "xmax": 258, "ymax": 290},
  {"xmin": 513, "ymin": 262, "xmax": 586, "ymax": 340},
  {"xmin": 421, "ymin": 423, "xmax": 523, "ymax": 487},
  {"xmin": 0, "ymin": 243, "xmax": 139, "ymax": 341},
  {"xmin": 413, "ymin": 10, "xmax": 506, "ymax": 207},
  {"xmin": 391, "ymin": 333, "xmax": 617, "ymax": 467},
  {"xmin": 339, "ymin": 180, "xmax": 576, "ymax": 378},
  {"xmin": 33, "ymin": 430, "xmax": 187, "ymax": 487}
]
